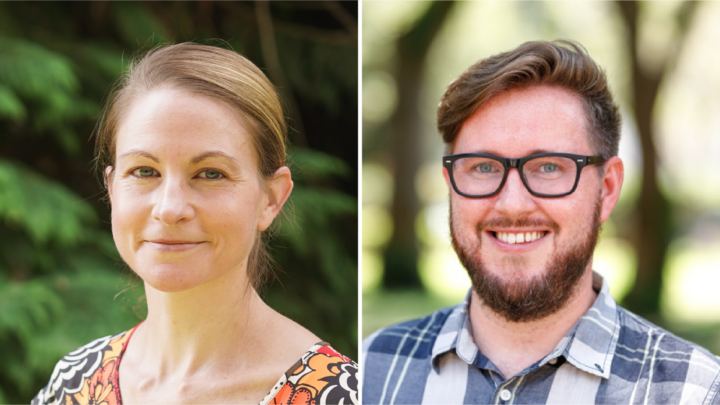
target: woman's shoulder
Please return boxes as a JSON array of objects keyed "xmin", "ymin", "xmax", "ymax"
[
  {"xmin": 31, "ymin": 327, "xmax": 136, "ymax": 405},
  {"xmin": 260, "ymin": 342, "xmax": 358, "ymax": 405}
]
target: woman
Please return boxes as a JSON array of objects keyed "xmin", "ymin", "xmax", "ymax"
[{"xmin": 32, "ymin": 44, "xmax": 357, "ymax": 405}]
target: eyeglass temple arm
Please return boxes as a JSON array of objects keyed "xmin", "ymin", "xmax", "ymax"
[{"xmin": 586, "ymin": 155, "xmax": 607, "ymax": 165}]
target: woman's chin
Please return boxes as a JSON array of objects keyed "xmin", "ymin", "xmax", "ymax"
[{"xmin": 137, "ymin": 264, "xmax": 219, "ymax": 293}]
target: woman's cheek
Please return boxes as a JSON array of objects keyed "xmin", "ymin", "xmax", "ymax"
[{"xmin": 111, "ymin": 191, "xmax": 144, "ymax": 264}]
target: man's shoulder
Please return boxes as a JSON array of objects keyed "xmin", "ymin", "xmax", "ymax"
[
  {"xmin": 611, "ymin": 305, "xmax": 720, "ymax": 402},
  {"xmin": 361, "ymin": 306, "xmax": 461, "ymax": 404},
  {"xmin": 615, "ymin": 305, "xmax": 720, "ymax": 362},
  {"xmin": 363, "ymin": 305, "xmax": 457, "ymax": 357}
]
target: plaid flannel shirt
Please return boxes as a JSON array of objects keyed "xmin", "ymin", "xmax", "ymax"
[{"xmin": 362, "ymin": 273, "xmax": 720, "ymax": 404}]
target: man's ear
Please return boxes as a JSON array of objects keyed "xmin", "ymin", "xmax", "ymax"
[
  {"xmin": 105, "ymin": 166, "xmax": 115, "ymax": 205},
  {"xmin": 257, "ymin": 166, "xmax": 293, "ymax": 231},
  {"xmin": 599, "ymin": 156, "xmax": 624, "ymax": 223},
  {"xmin": 443, "ymin": 166, "xmax": 452, "ymax": 192}
]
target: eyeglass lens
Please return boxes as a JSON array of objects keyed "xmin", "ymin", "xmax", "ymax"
[{"xmin": 452, "ymin": 155, "xmax": 579, "ymax": 196}]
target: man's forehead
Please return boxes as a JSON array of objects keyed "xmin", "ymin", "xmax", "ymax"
[{"xmin": 452, "ymin": 85, "xmax": 594, "ymax": 156}]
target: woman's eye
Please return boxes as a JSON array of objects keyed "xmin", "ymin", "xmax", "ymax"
[
  {"xmin": 132, "ymin": 167, "xmax": 158, "ymax": 177},
  {"xmin": 198, "ymin": 170, "xmax": 224, "ymax": 179}
]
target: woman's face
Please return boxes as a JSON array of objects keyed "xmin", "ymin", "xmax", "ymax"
[{"xmin": 108, "ymin": 87, "xmax": 290, "ymax": 293}]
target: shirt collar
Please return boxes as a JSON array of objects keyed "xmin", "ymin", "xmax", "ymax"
[{"xmin": 429, "ymin": 272, "xmax": 620, "ymax": 379}]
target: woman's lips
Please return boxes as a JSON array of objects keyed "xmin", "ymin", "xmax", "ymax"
[{"xmin": 145, "ymin": 240, "xmax": 204, "ymax": 252}]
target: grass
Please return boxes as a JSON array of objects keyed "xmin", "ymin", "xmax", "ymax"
[{"xmin": 362, "ymin": 289, "xmax": 459, "ymax": 339}]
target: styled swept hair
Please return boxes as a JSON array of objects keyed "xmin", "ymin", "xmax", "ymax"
[{"xmin": 437, "ymin": 40, "xmax": 621, "ymax": 158}]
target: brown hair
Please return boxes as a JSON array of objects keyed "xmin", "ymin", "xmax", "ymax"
[
  {"xmin": 437, "ymin": 40, "xmax": 621, "ymax": 158},
  {"xmin": 95, "ymin": 43, "xmax": 287, "ymax": 291}
]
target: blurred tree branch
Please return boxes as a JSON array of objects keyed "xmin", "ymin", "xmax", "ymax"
[
  {"xmin": 324, "ymin": 1, "xmax": 358, "ymax": 38},
  {"xmin": 255, "ymin": 0, "xmax": 307, "ymax": 147},
  {"xmin": 218, "ymin": 2, "xmax": 356, "ymax": 46}
]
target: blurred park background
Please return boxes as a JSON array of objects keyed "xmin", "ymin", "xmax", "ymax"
[
  {"xmin": 363, "ymin": 0, "xmax": 720, "ymax": 354},
  {"xmin": 0, "ymin": 2, "xmax": 357, "ymax": 402}
]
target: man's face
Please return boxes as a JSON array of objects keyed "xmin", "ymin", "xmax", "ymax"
[{"xmin": 445, "ymin": 85, "xmax": 617, "ymax": 322}]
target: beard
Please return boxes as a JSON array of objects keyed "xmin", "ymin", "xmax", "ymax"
[{"xmin": 450, "ymin": 200, "xmax": 602, "ymax": 323}]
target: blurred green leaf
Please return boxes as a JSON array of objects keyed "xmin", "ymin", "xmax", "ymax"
[
  {"xmin": 0, "ymin": 83, "xmax": 25, "ymax": 120},
  {"xmin": 0, "ymin": 278, "xmax": 64, "ymax": 343},
  {"xmin": 0, "ymin": 36, "xmax": 78, "ymax": 97},
  {"xmin": 290, "ymin": 148, "xmax": 352, "ymax": 182},
  {"xmin": 0, "ymin": 159, "xmax": 97, "ymax": 245},
  {"xmin": 112, "ymin": 2, "xmax": 169, "ymax": 47}
]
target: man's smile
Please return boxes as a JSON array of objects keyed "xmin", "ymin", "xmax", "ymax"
[{"xmin": 491, "ymin": 230, "xmax": 548, "ymax": 244}]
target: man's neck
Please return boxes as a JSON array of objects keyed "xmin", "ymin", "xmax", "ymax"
[{"xmin": 468, "ymin": 270, "xmax": 598, "ymax": 379}]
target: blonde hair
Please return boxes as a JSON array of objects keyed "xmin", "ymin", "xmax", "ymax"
[{"xmin": 95, "ymin": 43, "xmax": 287, "ymax": 290}]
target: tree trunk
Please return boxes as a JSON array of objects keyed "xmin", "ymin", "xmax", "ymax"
[
  {"xmin": 617, "ymin": 1, "xmax": 697, "ymax": 315},
  {"xmin": 383, "ymin": 1, "xmax": 455, "ymax": 289}
]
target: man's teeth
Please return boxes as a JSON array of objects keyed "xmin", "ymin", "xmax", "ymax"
[{"xmin": 495, "ymin": 231, "xmax": 546, "ymax": 244}]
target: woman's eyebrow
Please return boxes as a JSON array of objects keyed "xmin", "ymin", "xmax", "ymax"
[
  {"xmin": 191, "ymin": 151, "xmax": 239, "ymax": 166},
  {"xmin": 118, "ymin": 149, "xmax": 159, "ymax": 162},
  {"xmin": 117, "ymin": 150, "xmax": 239, "ymax": 165}
]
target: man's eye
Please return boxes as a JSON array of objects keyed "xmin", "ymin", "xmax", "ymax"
[
  {"xmin": 198, "ymin": 170, "xmax": 224, "ymax": 179},
  {"xmin": 540, "ymin": 163, "xmax": 558, "ymax": 173},
  {"xmin": 132, "ymin": 167, "xmax": 157, "ymax": 177},
  {"xmin": 476, "ymin": 163, "xmax": 495, "ymax": 173}
]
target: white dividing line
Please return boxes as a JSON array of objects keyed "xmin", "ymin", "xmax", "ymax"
[
  {"xmin": 629, "ymin": 328, "xmax": 654, "ymax": 405},
  {"xmin": 644, "ymin": 333, "xmax": 665, "ymax": 405},
  {"xmin": 389, "ymin": 312, "xmax": 438, "ymax": 405}
]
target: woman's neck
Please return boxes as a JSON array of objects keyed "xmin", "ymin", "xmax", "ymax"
[
  {"xmin": 118, "ymin": 263, "xmax": 321, "ymax": 405},
  {"xmin": 135, "ymin": 265, "xmax": 271, "ymax": 378}
]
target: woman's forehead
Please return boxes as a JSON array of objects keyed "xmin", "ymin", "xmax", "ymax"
[{"xmin": 115, "ymin": 88, "xmax": 256, "ymax": 164}]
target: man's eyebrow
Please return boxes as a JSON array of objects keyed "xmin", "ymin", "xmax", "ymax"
[
  {"xmin": 467, "ymin": 149, "xmax": 550, "ymax": 156},
  {"xmin": 527, "ymin": 149, "xmax": 550, "ymax": 155},
  {"xmin": 117, "ymin": 149, "xmax": 159, "ymax": 163},
  {"xmin": 465, "ymin": 149, "xmax": 507, "ymax": 156},
  {"xmin": 191, "ymin": 151, "xmax": 239, "ymax": 165}
]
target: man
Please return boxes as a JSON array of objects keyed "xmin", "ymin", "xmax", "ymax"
[{"xmin": 362, "ymin": 40, "xmax": 720, "ymax": 404}]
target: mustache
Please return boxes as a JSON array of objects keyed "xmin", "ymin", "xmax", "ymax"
[{"xmin": 476, "ymin": 217, "xmax": 560, "ymax": 233}]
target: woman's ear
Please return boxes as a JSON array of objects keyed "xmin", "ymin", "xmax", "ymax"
[
  {"xmin": 257, "ymin": 166, "xmax": 293, "ymax": 231},
  {"xmin": 105, "ymin": 166, "xmax": 115, "ymax": 205}
]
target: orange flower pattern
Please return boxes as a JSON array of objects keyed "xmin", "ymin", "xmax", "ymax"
[
  {"xmin": 33, "ymin": 325, "xmax": 357, "ymax": 405},
  {"xmin": 261, "ymin": 344, "xmax": 358, "ymax": 405},
  {"xmin": 32, "ymin": 325, "xmax": 137, "ymax": 405}
]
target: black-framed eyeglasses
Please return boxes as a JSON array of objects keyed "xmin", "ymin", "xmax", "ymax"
[{"xmin": 443, "ymin": 152, "xmax": 607, "ymax": 198}]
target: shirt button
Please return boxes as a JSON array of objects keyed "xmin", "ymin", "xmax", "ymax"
[
  {"xmin": 500, "ymin": 389, "xmax": 512, "ymax": 401},
  {"xmin": 549, "ymin": 358, "xmax": 558, "ymax": 365}
]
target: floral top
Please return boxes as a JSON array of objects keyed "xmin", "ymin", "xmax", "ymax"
[{"xmin": 32, "ymin": 324, "xmax": 358, "ymax": 405}]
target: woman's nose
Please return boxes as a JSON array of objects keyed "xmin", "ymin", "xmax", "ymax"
[{"xmin": 152, "ymin": 177, "xmax": 196, "ymax": 225}]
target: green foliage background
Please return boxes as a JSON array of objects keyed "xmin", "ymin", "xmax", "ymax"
[{"xmin": 0, "ymin": 2, "xmax": 358, "ymax": 402}]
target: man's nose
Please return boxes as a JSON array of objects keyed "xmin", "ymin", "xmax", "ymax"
[
  {"xmin": 493, "ymin": 168, "xmax": 537, "ymax": 217},
  {"xmin": 152, "ymin": 176, "xmax": 196, "ymax": 225}
]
